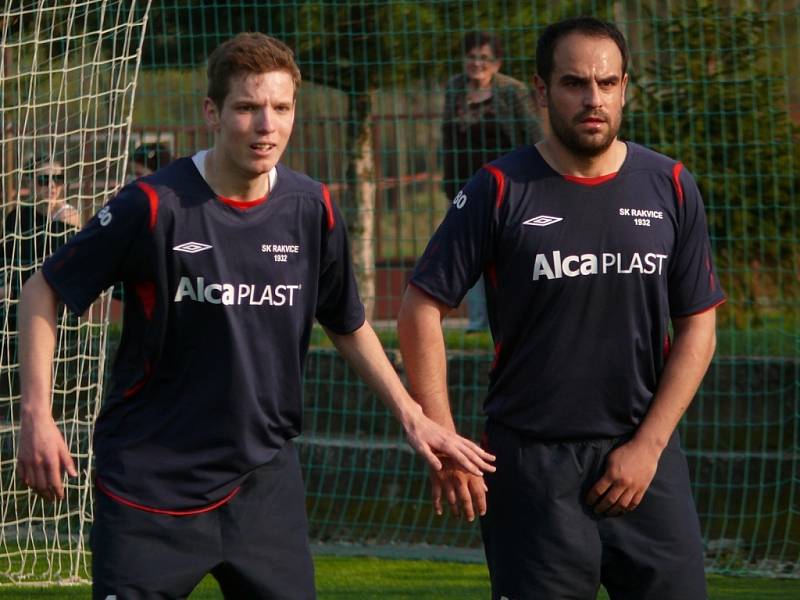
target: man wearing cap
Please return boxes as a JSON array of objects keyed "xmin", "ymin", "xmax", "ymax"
[{"xmin": 130, "ymin": 143, "xmax": 173, "ymax": 179}]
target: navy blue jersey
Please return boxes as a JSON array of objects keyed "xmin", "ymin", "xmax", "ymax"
[
  {"xmin": 43, "ymin": 158, "xmax": 365, "ymax": 510},
  {"xmin": 410, "ymin": 143, "xmax": 725, "ymax": 439}
]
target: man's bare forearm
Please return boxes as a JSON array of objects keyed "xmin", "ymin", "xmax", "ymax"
[
  {"xmin": 326, "ymin": 315, "xmax": 494, "ymax": 476},
  {"xmin": 325, "ymin": 320, "xmax": 422, "ymax": 429},
  {"xmin": 19, "ymin": 272, "xmax": 59, "ymax": 421},
  {"xmin": 634, "ymin": 308, "xmax": 718, "ymax": 453},
  {"xmin": 397, "ymin": 285, "xmax": 455, "ymax": 430}
]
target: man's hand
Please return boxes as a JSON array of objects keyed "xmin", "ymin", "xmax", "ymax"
[
  {"xmin": 586, "ymin": 438, "xmax": 661, "ymax": 517},
  {"xmin": 430, "ymin": 460, "xmax": 488, "ymax": 522},
  {"xmin": 404, "ymin": 408, "xmax": 495, "ymax": 477},
  {"xmin": 17, "ymin": 415, "xmax": 77, "ymax": 502}
]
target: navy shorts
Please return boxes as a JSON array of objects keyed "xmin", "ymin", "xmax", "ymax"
[
  {"xmin": 480, "ymin": 421, "xmax": 707, "ymax": 600},
  {"xmin": 90, "ymin": 442, "xmax": 315, "ymax": 599}
]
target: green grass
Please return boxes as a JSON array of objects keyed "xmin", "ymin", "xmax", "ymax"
[{"xmin": 2, "ymin": 557, "xmax": 799, "ymax": 599}]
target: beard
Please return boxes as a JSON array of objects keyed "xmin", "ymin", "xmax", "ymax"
[{"xmin": 547, "ymin": 102, "xmax": 621, "ymax": 158}]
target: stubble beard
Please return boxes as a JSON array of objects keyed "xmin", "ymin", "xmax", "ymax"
[{"xmin": 548, "ymin": 101, "xmax": 620, "ymax": 158}]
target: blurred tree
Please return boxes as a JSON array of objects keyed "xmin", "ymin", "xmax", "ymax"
[{"xmin": 626, "ymin": 0, "xmax": 799, "ymax": 326}]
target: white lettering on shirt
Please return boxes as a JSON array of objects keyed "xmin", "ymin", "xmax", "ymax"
[
  {"xmin": 174, "ymin": 276, "xmax": 301, "ymax": 306},
  {"xmin": 532, "ymin": 252, "xmax": 668, "ymax": 281}
]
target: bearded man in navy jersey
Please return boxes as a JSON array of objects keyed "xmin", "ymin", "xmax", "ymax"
[
  {"xmin": 16, "ymin": 33, "xmax": 494, "ymax": 599},
  {"xmin": 398, "ymin": 17, "xmax": 724, "ymax": 600}
]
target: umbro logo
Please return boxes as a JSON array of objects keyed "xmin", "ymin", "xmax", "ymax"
[
  {"xmin": 173, "ymin": 242, "xmax": 212, "ymax": 253},
  {"xmin": 523, "ymin": 215, "xmax": 563, "ymax": 227}
]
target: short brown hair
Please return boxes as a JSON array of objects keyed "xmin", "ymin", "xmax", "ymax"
[
  {"xmin": 536, "ymin": 17, "xmax": 629, "ymax": 85},
  {"xmin": 462, "ymin": 31, "xmax": 503, "ymax": 61},
  {"xmin": 206, "ymin": 32, "xmax": 301, "ymax": 108}
]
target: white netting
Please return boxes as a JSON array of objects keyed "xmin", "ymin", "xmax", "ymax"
[{"xmin": 0, "ymin": 0, "xmax": 151, "ymax": 584}]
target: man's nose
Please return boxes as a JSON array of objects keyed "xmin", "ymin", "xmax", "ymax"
[
  {"xmin": 584, "ymin": 81, "xmax": 602, "ymax": 108},
  {"xmin": 255, "ymin": 107, "xmax": 276, "ymax": 133}
]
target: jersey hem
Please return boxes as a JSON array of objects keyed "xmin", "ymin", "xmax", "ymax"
[
  {"xmin": 318, "ymin": 313, "xmax": 366, "ymax": 336},
  {"xmin": 40, "ymin": 266, "xmax": 87, "ymax": 317},
  {"xmin": 671, "ymin": 296, "xmax": 726, "ymax": 318},
  {"xmin": 407, "ymin": 280, "xmax": 460, "ymax": 310},
  {"xmin": 95, "ymin": 477, "xmax": 241, "ymax": 516}
]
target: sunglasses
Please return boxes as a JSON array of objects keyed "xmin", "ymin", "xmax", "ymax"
[{"xmin": 36, "ymin": 174, "xmax": 65, "ymax": 186}]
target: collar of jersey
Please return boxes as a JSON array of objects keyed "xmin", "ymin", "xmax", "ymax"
[
  {"xmin": 215, "ymin": 167, "xmax": 277, "ymax": 210},
  {"xmin": 216, "ymin": 193, "xmax": 268, "ymax": 210},
  {"xmin": 562, "ymin": 171, "xmax": 618, "ymax": 186}
]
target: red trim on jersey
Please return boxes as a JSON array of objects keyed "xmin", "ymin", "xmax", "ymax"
[
  {"xmin": 671, "ymin": 163, "xmax": 685, "ymax": 207},
  {"xmin": 320, "ymin": 183, "xmax": 335, "ymax": 231},
  {"xmin": 216, "ymin": 194, "xmax": 268, "ymax": 210},
  {"xmin": 483, "ymin": 165, "xmax": 507, "ymax": 209},
  {"xmin": 705, "ymin": 254, "xmax": 716, "ymax": 291},
  {"xmin": 562, "ymin": 172, "xmax": 618, "ymax": 186},
  {"xmin": 135, "ymin": 181, "xmax": 159, "ymax": 231},
  {"xmin": 123, "ymin": 360, "xmax": 151, "ymax": 399},
  {"xmin": 663, "ymin": 334, "xmax": 672, "ymax": 361},
  {"xmin": 491, "ymin": 342, "xmax": 502, "ymax": 371},
  {"xmin": 485, "ymin": 262, "xmax": 498, "ymax": 289},
  {"xmin": 680, "ymin": 298, "xmax": 727, "ymax": 317},
  {"xmin": 134, "ymin": 280, "xmax": 156, "ymax": 321},
  {"xmin": 96, "ymin": 477, "xmax": 241, "ymax": 516}
]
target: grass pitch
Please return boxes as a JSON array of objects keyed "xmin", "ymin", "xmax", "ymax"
[{"xmin": 3, "ymin": 556, "xmax": 797, "ymax": 598}]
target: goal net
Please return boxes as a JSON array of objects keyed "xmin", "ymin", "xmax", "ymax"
[{"xmin": 0, "ymin": 1, "xmax": 151, "ymax": 584}]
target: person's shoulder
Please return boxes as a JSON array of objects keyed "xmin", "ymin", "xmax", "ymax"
[
  {"xmin": 444, "ymin": 73, "xmax": 468, "ymax": 91},
  {"xmin": 137, "ymin": 157, "xmax": 194, "ymax": 192},
  {"xmin": 3, "ymin": 206, "xmax": 18, "ymax": 225},
  {"xmin": 493, "ymin": 72, "xmax": 528, "ymax": 91},
  {"xmin": 624, "ymin": 142, "xmax": 683, "ymax": 174},
  {"xmin": 3, "ymin": 205, "xmax": 36, "ymax": 233},
  {"xmin": 623, "ymin": 142, "xmax": 701, "ymax": 203},
  {"xmin": 128, "ymin": 157, "xmax": 207, "ymax": 216},
  {"xmin": 274, "ymin": 164, "xmax": 339, "ymax": 229},
  {"xmin": 490, "ymin": 145, "xmax": 548, "ymax": 180},
  {"xmin": 274, "ymin": 163, "xmax": 325, "ymax": 196}
]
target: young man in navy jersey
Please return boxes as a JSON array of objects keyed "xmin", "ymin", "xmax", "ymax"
[
  {"xmin": 398, "ymin": 17, "xmax": 724, "ymax": 600},
  {"xmin": 16, "ymin": 33, "xmax": 494, "ymax": 599}
]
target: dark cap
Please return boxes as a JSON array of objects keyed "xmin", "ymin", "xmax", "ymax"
[{"xmin": 131, "ymin": 143, "xmax": 172, "ymax": 173}]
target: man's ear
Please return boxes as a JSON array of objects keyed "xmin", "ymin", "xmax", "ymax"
[
  {"xmin": 203, "ymin": 97, "xmax": 221, "ymax": 130},
  {"xmin": 532, "ymin": 74, "xmax": 548, "ymax": 109},
  {"xmin": 621, "ymin": 72, "xmax": 629, "ymax": 109}
]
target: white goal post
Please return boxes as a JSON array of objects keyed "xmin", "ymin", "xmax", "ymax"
[{"xmin": 0, "ymin": 0, "xmax": 151, "ymax": 584}]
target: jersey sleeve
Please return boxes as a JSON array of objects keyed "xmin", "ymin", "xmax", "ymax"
[
  {"xmin": 42, "ymin": 184, "xmax": 152, "ymax": 316},
  {"xmin": 315, "ymin": 197, "xmax": 366, "ymax": 334},
  {"xmin": 667, "ymin": 166, "xmax": 726, "ymax": 316},
  {"xmin": 409, "ymin": 167, "xmax": 497, "ymax": 307}
]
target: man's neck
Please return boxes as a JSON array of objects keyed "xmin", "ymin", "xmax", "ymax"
[
  {"xmin": 536, "ymin": 138, "xmax": 627, "ymax": 179},
  {"xmin": 204, "ymin": 149, "xmax": 271, "ymax": 202}
]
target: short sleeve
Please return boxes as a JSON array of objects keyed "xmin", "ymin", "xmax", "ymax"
[
  {"xmin": 409, "ymin": 167, "xmax": 497, "ymax": 307},
  {"xmin": 667, "ymin": 166, "xmax": 726, "ymax": 316},
  {"xmin": 42, "ymin": 184, "xmax": 152, "ymax": 316},
  {"xmin": 315, "ymin": 197, "xmax": 365, "ymax": 334}
]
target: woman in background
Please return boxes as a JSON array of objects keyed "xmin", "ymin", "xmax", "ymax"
[{"xmin": 441, "ymin": 31, "xmax": 540, "ymax": 332}]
